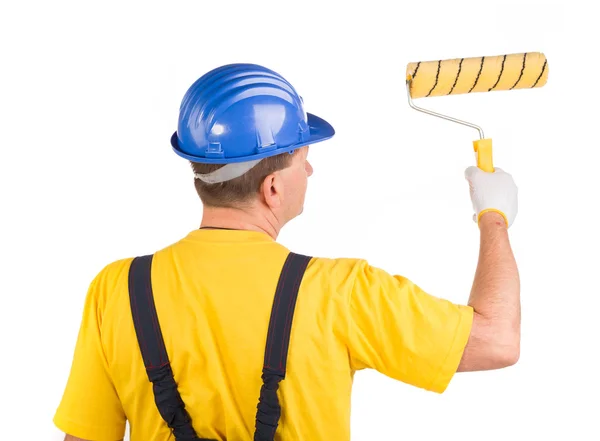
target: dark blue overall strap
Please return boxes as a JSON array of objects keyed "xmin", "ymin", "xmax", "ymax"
[
  {"xmin": 254, "ymin": 252, "xmax": 312, "ymax": 441},
  {"xmin": 128, "ymin": 255, "xmax": 213, "ymax": 441}
]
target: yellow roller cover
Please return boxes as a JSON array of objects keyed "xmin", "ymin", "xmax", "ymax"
[{"xmin": 407, "ymin": 52, "xmax": 548, "ymax": 98}]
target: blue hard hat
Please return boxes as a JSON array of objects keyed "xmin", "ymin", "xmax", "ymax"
[{"xmin": 170, "ymin": 64, "xmax": 335, "ymax": 164}]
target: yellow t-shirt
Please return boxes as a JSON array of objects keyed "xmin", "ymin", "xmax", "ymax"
[{"xmin": 54, "ymin": 229, "xmax": 473, "ymax": 441}]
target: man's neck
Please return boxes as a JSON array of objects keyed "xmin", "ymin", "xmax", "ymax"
[{"xmin": 200, "ymin": 206, "xmax": 281, "ymax": 240}]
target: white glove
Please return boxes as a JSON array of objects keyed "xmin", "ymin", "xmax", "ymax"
[{"xmin": 464, "ymin": 166, "xmax": 518, "ymax": 228}]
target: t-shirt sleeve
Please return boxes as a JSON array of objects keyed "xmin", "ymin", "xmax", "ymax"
[
  {"xmin": 53, "ymin": 268, "xmax": 127, "ymax": 441},
  {"xmin": 347, "ymin": 260, "xmax": 473, "ymax": 393}
]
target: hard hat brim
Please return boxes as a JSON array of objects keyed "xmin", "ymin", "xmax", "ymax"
[
  {"xmin": 171, "ymin": 113, "xmax": 335, "ymax": 164},
  {"xmin": 306, "ymin": 112, "xmax": 335, "ymax": 146}
]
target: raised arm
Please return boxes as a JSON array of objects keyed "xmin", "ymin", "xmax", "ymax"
[{"xmin": 458, "ymin": 166, "xmax": 520, "ymax": 371}]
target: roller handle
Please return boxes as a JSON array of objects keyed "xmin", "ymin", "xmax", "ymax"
[{"xmin": 473, "ymin": 138, "xmax": 494, "ymax": 172}]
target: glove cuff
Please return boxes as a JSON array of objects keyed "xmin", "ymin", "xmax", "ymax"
[{"xmin": 477, "ymin": 209, "xmax": 509, "ymax": 228}]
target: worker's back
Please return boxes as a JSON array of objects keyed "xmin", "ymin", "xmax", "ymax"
[{"xmin": 54, "ymin": 228, "xmax": 471, "ymax": 441}]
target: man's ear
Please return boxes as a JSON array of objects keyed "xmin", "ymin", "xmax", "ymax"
[{"xmin": 261, "ymin": 172, "xmax": 283, "ymax": 210}]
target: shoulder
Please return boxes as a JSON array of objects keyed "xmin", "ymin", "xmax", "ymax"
[
  {"xmin": 304, "ymin": 256, "xmax": 371, "ymax": 291},
  {"xmin": 84, "ymin": 256, "xmax": 136, "ymax": 312},
  {"xmin": 308, "ymin": 256, "xmax": 427, "ymax": 298},
  {"xmin": 92, "ymin": 257, "xmax": 136, "ymax": 288},
  {"xmin": 307, "ymin": 255, "xmax": 367, "ymax": 274}
]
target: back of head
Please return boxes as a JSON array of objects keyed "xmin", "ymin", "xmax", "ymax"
[{"xmin": 191, "ymin": 153, "xmax": 296, "ymax": 208}]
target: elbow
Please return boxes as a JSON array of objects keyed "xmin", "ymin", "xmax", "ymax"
[
  {"xmin": 495, "ymin": 342, "xmax": 520, "ymax": 368},
  {"xmin": 491, "ymin": 330, "xmax": 520, "ymax": 368},
  {"xmin": 459, "ymin": 313, "xmax": 521, "ymax": 372}
]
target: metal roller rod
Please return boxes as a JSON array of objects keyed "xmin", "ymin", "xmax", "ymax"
[{"xmin": 406, "ymin": 79, "xmax": 485, "ymax": 139}]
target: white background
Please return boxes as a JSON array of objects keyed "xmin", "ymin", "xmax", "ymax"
[{"xmin": 1, "ymin": 0, "xmax": 599, "ymax": 439}]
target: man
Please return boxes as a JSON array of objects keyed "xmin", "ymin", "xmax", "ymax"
[{"xmin": 54, "ymin": 63, "xmax": 520, "ymax": 441}]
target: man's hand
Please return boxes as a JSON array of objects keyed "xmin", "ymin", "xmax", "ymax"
[{"xmin": 465, "ymin": 166, "xmax": 518, "ymax": 228}]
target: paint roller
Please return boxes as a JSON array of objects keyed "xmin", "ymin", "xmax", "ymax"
[{"xmin": 406, "ymin": 52, "xmax": 549, "ymax": 172}]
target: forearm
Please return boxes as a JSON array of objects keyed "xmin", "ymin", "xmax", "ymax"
[
  {"xmin": 459, "ymin": 211, "xmax": 520, "ymax": 371},
  {"xmin": 470, "ymin": 212, "xmax": 520, "ymax": 328}
]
